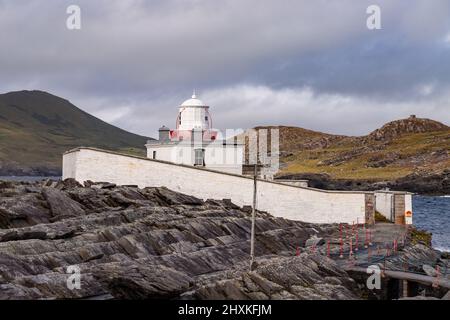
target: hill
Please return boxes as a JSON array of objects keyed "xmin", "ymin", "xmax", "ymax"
[
  {"xmin": 0, "ymin": 90, "xmax": 150, "ymax": 176},
  {"xmin": 254, "ymin": 116, "xmax": 450, "ymax": 193}
]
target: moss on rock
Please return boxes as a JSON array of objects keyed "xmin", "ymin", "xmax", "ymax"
[{"xmin": 410, "ymin": 228, "xmax": 432, "ymax": 246}]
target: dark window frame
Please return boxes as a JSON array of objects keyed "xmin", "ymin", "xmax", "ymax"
[{"xmin": 194, "ymin": 149, "xmax": 205, "ymax": 166}]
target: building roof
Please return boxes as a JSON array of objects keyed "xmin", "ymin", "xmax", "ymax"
[{"xmin": 180, "ymin": 93, "xmax": 207, "ymax": 107}]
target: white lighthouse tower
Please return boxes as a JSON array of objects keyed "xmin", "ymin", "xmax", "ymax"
[
  {"xmin": 145, "ymin": 92, "xmax": 243, "ymax": 174},
  {"xmin": 170, "ymin": 91, "xmax": 217, "ymax": 141},
  {"xmin": 177, "ymin": 91, "xmax": 211, "ymax": 130}
]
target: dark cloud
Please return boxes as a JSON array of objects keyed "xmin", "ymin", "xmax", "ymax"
[{"xmin": 0, "ymin": 0, "xmax": 449, "ymax": 137}]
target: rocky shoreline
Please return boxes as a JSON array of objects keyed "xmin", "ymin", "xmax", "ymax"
[
  {"xmin": 0, "ymin": 167, "xmax": 61, "ymax": 177},
  {"xmin": 277, "ymin": 170, "xmax": 450, "ymax": 195},
  {"xmin": 0, "ymin": 179, "xmax": 448, "ymax": 300}
]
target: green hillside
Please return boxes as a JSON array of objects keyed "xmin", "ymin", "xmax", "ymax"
[
  {"xmin": 247, "ymin": 116, "xmax": 449, "ymax": 181},
  {"xmin": 276, "ymin": 116, "xmax": 450, "ymax": 180},
  {"xmin": 0, "ymin": 90, "xmax": 150, "ymax": 175}
]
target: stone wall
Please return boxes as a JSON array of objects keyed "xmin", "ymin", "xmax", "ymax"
[
  {"xmin": 365, "ymin": 194, "xmax": 376, "ymax": 225},
  {"xmin": 394, "ymin": 194, "xmax": 406, "ymax": 224},
  {"xmin": 63, "ymin": 147, "xmax": 374, "ymax": 224}
]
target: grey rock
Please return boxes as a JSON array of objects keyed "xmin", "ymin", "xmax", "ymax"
[
  {"xmin": 0, "ymin": 180, "xmax": 436, "ymax": 300},
  {"xmin": 305, "ymin": 236, "xmax": 325, "ymax": 248},
  {"xmin": 42, "ymin": 187, "xmax": 86, "ymax": 219},
  {"xmin": 422, "ymin": 264, "xmax": 438, "ymax": 277},
  {"xmin": 442, "ymin": 290, "xmax": 450, "ymax": 300}
]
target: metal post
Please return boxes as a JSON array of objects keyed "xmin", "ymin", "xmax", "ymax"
[{"xmin": 250, "ymin": 164, "xmax": 257, "ymax": 271}]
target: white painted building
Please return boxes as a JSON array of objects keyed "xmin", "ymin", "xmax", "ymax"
[
  {"xmin": 63, "ymin": 147, "xmax": 375, "ymax": 224},
  {"xmin": 145, "ymin": 93, "xmax": 244, "ymax": 175},
  {"xmin": 61, "ymin": 92, "xmax": 413, "ymax": 226}
]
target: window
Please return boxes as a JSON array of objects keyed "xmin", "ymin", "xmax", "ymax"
[
  {"xmin": 152, "ymin": 151, "xmax": 157, "ymax": 159},
  {"xmin": 194, "ymin": 149, "xmax": 205, "ymax": 166},
  {"xmin": 205, "ymin": 116, "xmax": 208, "ymax": 121}
]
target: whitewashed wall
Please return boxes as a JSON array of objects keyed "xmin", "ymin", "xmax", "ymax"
[
  {"xmin": 177, "ymin": 106, "xmax": 209, "ymax": 130},
  {"xmin": 275, "ymin": 180, "xmax": 309, "ymax": 188},
  {"xmin": 405, "ymin": 194, "xmax": 413, "ymax": 225},
  {"xmin": 375, "ymin": 191, "xmax": 413, "ymax": 225},
  {"xmin": 62, "ymin": 151, "xmax": 77, "ymax": 179},
  {"xmin": 145, "ymin": 143, "xmax": 243, "ymax": 175},
  {"xmin": 63, "ymin": 148, "xmax": 372, "ymax": 224},
  {"xmin": 375, "ymin": 192, "xmax": 394, "ymax": 220}
]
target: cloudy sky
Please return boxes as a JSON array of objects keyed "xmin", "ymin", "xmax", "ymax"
[{"xmin": 0, "ymin": 0, "xmax": 449, "ymax": 137}]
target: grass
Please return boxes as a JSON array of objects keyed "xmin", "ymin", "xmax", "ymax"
[
  {"xmin": 410, "ymin": 228, "xmax": 432, "ymax": 246},
  {"xmin": 280, "ymin": 130, "xmax": 449, "ymax": 180},
  {"xmin": 374, "ymin": 211, "xmax": 391, "ymax": 223},
  {"xmin": 0, "ymin": 91, "xmax": 150, "ymax": 173},
  {"xmin": 283, "ymin": 153, "xmax": 413, "ymax": 180}
]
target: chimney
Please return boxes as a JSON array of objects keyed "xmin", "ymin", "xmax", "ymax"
[{"xmin": 158, "ymin": 125, "xmax": 170, "ymax": 142}]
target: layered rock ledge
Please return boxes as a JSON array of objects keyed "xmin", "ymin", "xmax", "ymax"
[{"xmin": 0, "ymin": 180, "xmax": 447, "ymax": 300}]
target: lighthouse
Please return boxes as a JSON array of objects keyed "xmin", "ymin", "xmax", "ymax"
[
  {"xmin": 145, "ymin": 92, "xmax": 243, "ymax": 174},
  {"xmin": 170, "ymin": 92, "xmax": 218, "ymax": 142},
  {"xmin": 178, "ymin": 92, "xmax": 210, "ymax": 130}
]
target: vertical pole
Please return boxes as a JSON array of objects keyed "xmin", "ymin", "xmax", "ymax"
[
  {"xmin": 349, "ymin": 238, "xmax": 353, "ymax": 259},
  {"xmin": 365, "ymin": 229, "xmax": 369, "ymax": 248},
  {"xmin": 250, "ymin": 164, "xmax": 257, "ymax": 271},
  {"xmin": 402, "ymin": 280, "xmax": 409, "ymax": 298}
]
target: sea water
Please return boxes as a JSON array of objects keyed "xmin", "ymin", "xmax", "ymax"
[{"xmin": 413, "ymin": 195, "xmax": 450, "ymax": 252}]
